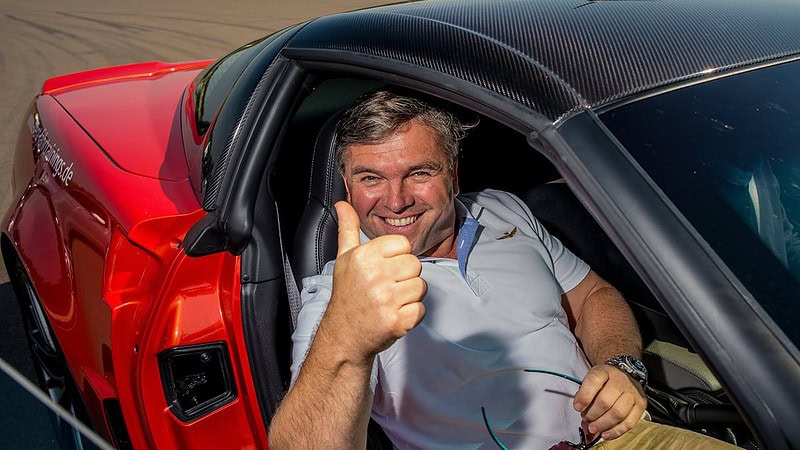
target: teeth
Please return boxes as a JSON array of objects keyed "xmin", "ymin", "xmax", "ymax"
[{"xmin": 385, "ymin": 216, "xmax": 417, "ymax": 226}]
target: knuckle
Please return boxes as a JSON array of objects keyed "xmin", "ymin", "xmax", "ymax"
[
  {"xmin": 416, "ymin": 302, "xmax": 427, "ymax": 321},
  {"xmin": 367, "ymin": 286, "xmax": 388, "ymax": 304},
  {"xmin": 623, "ymin": 414, "xmax": 639, "ymax": 430},
  {"xmin": 410, "ymin": 256, "xmax": 422, "ymax": 272},
  {"xmin": 384, "ymin": 234, "xmax": 411, "ymax": 252},
  {"xmin": 584, "ymin": 371, "xmax": 605, "ymax": 385},
  {"xmin": 610, "ymin": 405, "xmax": 627, "ymax": 421},
  {"xmin": 594, "ymin": 396, "xmax": 612, "ymax": 410},
  {"xmin": 382, "ymin": 310, "xmax": 402, "ymax": 333},
  {"xmin": 413, "ymin": 277, "xmax": 427, "ymax": 293},
  {"xmin": 396, "ymin": 234, "xmax": 411, "ymax": 250}
]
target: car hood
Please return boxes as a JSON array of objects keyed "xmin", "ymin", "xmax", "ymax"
[{"xmin": 45, "ymin": 61, "xmax": 212, "ymax": 181}]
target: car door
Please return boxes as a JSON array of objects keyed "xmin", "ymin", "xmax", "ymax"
[{"xmin": 125, "ymin": 28, "xmax": 307, "ymax": 449}]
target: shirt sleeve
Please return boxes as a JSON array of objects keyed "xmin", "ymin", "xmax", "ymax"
[
  {"xmin": 289, "ymin": 260, "xmax": 380, "ymax": 392},
  {"xmin": 289, "ymin": 261, "xmax": 334, "ymax": 387},
  {"xmin": 534, "ymin": 215, "xmax": 591, "ymax": 293}
]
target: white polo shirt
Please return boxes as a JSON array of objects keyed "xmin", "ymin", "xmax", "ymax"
[{"xmin": 291, "ymin": 189, "xmax": 592, "ymax": 449}]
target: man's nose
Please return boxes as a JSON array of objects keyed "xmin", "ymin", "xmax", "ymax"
[{"xmin": 385, "ymin": 180, "xmax": 413, "ymax": 212}]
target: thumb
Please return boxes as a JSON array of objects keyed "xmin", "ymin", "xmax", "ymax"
[{"xmin": 335, "ymin": 201, "xmax": 361, "ymax": 256}]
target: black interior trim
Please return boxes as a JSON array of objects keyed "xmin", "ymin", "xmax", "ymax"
[{"xmin": 185, "ymin": 60, "xmax": 306, "ymax": 257}]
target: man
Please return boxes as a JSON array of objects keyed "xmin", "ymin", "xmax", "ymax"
[{"xmin": 269, "ymin": 89, "xmax": 737, "ymax": 449}]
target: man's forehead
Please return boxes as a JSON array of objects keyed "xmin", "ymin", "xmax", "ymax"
[
  {"xmin": 348, "ymin": 160, "xmax": 444, "ymax": 177},
  {"xmin": 343, "ymin": 123, "xmax": 446, "ymax": 164}
]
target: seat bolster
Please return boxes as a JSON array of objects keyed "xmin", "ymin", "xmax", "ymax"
[
  {"xmin": 291, "ymin": 111, "xmax": 347, "ymax": 284},
  {"xmin": 644, "ymin": 340, "xmax": 723, "ymax": 392}
]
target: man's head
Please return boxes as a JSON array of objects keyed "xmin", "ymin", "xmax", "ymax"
[{"xmin": 335, "ymin": 89, "xmax": 474, "ymax": 257}]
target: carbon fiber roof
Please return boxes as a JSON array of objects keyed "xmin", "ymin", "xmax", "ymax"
[{"xmin": 287, "ymin": 0, "xmax": 800, "ymax": 121}]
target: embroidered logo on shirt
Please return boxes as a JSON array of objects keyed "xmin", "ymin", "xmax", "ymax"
[{"xmin": 497, "ymin": 227, "xmax": 517, "ymax": 240}]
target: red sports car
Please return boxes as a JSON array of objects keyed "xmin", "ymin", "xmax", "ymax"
[{"xmin": 4, "ymin": 0, "xmax": 800, "ymax": 448}]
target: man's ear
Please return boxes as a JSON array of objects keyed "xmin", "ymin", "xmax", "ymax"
[
  {"xmin": 452, "ymin": 159, "xmax": 460, "ymax": 196},
  {"xmin": 342, "ymin": 174, "xmax": 351, "ymax": 202}
]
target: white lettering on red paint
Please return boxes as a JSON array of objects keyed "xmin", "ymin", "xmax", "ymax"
[{"xmin": 30, "ymin": 115, "xmax": 76, "ymax": 187}]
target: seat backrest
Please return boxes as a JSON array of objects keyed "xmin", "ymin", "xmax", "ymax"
[{"xmin": 291, "ymin": 111, "xmax": 347, "ymax": 285}]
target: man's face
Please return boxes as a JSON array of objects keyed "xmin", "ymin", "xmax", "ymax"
[{"xmin": 342, "ymin": 120, "xmax": 459, "ymax": 258}]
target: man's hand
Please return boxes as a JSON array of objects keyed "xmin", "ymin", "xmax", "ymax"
[
  {"xmin": 573, "ymin": 364, "xmax": 647, "ymax": 440},
  {"xmin": 320, "ymin": 201, "xmax": 428, "ymax": 361}
]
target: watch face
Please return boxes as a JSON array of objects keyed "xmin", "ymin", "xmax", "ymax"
[
  {"xmin": 626, "ymin": 356, "xmax": 646, "ymax": 373},
  {"xmin": 620, "ymin": 356, "xmax": 648, "ymax": 381},
  {"xmin": 606, "ymin": 355, "xmax": 648, "ymax": 384}
]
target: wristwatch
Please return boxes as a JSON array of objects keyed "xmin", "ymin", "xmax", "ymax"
[{"xmin": 604, "ymin": 355, "xmax": 648, "ymax": 389}]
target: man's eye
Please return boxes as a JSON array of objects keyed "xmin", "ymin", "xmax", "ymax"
[
  {"xmin": 411, "ymin": 171, "xmax": 431, "ymax": 178},
  {"xmin": 360, "ymin": 175, "xmax": 379, "ymax": 183}
]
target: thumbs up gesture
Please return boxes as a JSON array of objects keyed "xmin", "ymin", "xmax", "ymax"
[{"xmin": 319, "ymin": 201, "xmax": 428, "ymax": 361}]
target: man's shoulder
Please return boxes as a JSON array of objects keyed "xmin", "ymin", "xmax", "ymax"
[{"xmin": 459, "ymin": 189, "xmax": 531, "ymax": 217}]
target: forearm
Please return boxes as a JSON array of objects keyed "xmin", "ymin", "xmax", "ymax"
[
  {"xmin": 269, "ymin": 321, "xmax": 373, "ymax": 449},
  {"xmin": 574, "ymin": 285, "xmax": 642, "ymax": 365},
  {"xmin": 567, "ymin": 273, "xmax": 646, "ymax": 439}
]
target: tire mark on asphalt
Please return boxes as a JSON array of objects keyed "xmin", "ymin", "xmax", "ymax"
[
  {"xmin": 57, "ymin": 11, "xmax": 233, "ymax": 46},
  {"xmin": 11, "ymin": 13, "xmax": 195, "ymax": 63},
  {"xmin": 33, "ymin": 20, "xmax": 188, "ymax": 63},
  {"xmin": 48, "ymin": 13, "xmax": 233, "ymax": 61},
  {"xmin": 106, "ymin": 12, "xmax": 271, "ymax": 32},
  {"xmin": 1, "ymin": 27, "xmax": 89, "ymax": 76},
  {"xmin": 12, "ymin": 14, "xmax": 186, "ymax": 65},
  {"xmin": 6, "ymin": 14, "xmax": 82, "ymax": 40},
  {"xmin": 4, "ymin": 15, "xmax": 117, "ymax": 65}
]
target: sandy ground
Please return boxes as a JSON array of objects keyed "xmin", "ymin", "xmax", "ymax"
[{"xmin": 0, "ymin": 0, "xmax": 393, "ymax": 284}]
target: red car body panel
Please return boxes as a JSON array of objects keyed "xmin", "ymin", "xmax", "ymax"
[
  {"xmin": 49, "ymin": 61, "xmax": 213, "ymax": 181},
  {"xmin": 42, "ymin": 61, "xmax": 213, "ymax": 95},
  {"xmin": 2, "ymin": 60, "xmax": 269, "ymax": 448}
]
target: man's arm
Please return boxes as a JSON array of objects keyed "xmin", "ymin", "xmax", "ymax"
[
  {"xmin": 269, "ymin": 202, "xmax": 427, "ymax": 448},
  {"xmin": 269, "ymin": 317, "xmax": 375, "ymax": 449},
  {"xmin": 561, "ymin": 270, "xmax": 646, "ymax": 441}
]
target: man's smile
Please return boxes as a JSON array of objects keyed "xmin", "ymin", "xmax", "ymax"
[{"xmin": 382, "ymin": 214, "xmax": 421, "ymax": 227}]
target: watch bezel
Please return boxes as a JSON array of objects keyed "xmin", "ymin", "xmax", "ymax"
[{"xmin": 605, "ymin": 355, "xmax": 648, "ymax": 388}]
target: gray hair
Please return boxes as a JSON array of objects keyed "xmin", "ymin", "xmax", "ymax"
[{"xmin": 335, "ymin": 89, "xmax": 476, "ymax": 174}]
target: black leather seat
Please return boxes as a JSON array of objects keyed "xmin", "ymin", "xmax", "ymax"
[{"xmin": 291, "ymin": 111, "xmax": 347, "ymax": 284}]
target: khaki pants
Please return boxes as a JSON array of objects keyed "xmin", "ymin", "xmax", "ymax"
[{"xmin": 596, "ymin": 420, "xmax": 740, "ymax": 449}]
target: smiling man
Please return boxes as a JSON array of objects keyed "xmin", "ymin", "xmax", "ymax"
[{"xmin": 268, "ymin": 89, "xmax": 736, "ymax": 449}]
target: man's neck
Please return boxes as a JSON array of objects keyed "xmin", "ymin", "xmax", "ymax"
[{"xmin": 420, "ymin": 217, "xmax": 462, "ymax": 259}]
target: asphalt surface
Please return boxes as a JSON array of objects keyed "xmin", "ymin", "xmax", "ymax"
[{"xmin": 0, "ymin": 0, "xmax": 391, "ymax": 385}]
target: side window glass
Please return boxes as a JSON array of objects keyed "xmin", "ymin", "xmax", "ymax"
[
  {"xmin": 601, "ymin": 60, "xmax": 800, "ymax": 345},
  {"xmin": 192, "ymin": 36, "xmax": 270, "ymax": 136}
]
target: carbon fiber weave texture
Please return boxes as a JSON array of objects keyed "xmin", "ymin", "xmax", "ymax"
[{"xmin": 288, "ymin": 0, "xmax": 800, "ymax": 121}]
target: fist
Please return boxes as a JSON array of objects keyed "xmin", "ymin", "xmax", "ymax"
[
  {"xmin": 321, "ymin": 201, "xmax": 428, "ymax": 360},
  {"xmin": 573, "ymin": 364, "xmax": 647, "ymax": 440}
]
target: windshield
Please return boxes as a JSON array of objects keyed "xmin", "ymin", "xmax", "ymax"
[{"xmin": 600, "ymin": 59, "xmax": 800, "ymax": 346}]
